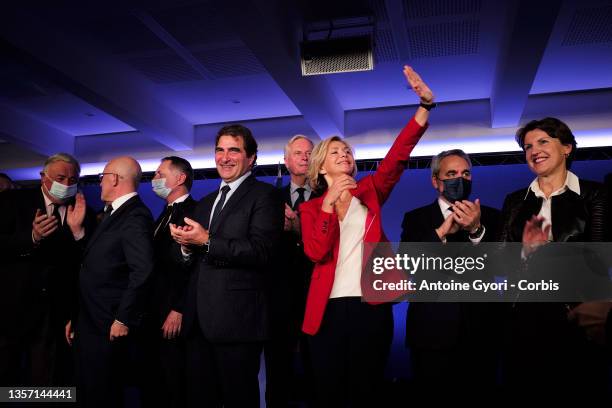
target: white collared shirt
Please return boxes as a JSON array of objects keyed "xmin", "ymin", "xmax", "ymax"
[
  {"xmin": 110, "ymin": 192, "xmax": 138, "ymax": 215},
  {"xmin": 36, "ymin": 188, "xmax": 85, "ymax": 242},
  {"xmin": 437, "ymin": 197, "xmax": 485, "ymax": 243},
  {"xmin": 289, "ymin": 181, "xmax": 312, "ymax": 208},
  {"xmin": 526, "ymin": 171, "xmax": 580, "ymax": 241},
  {"xmin": 169, "ymin": 193, "xmax": 190, "ymax": 206},
  {"xmin": 330, "ymin": 196, "xmax": 368, "ymax": 298},
  {"xmin": 209, "ymin": 171, "xmax": 251, "ymax": 226},
  {"xmin": 41, "ymin": 187, "xmax": 66, "ymax": 224}
]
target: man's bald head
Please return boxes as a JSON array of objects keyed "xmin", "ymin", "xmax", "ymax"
[
  {"xmin": 108, "ymin": 156, "xmax": 142, "ymax": 190},
  {"xmin": 100, "ymin": 156, "xmax": 142, "ymax": 202}
]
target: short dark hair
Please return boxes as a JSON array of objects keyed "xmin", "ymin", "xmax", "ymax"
[
  {"xmin": 515, "ymin": 117, "xmax": 577, "ymax": 169},
  {"xmin": 215, "ymin": 124, "xmax": 258, "ymax": 166},
  {"xmin": 161, "ymin": 156, "xmax": 194, "ymax": 190},
  {"xmin": 0, "ymin": 172, "xmax": 12, "ymax": 182}
]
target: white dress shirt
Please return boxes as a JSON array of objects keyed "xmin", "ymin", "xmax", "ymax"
[
  {"xmin": 330, "ymin": 196, "xmax": 368, "ymax": 298},
  {"xmin": 526, "ymin": 171, "xmax": 580, "ymax": 241}
]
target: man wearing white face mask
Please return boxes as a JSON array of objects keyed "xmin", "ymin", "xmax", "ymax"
[
  {"xmin": 142, "ymin": 156, "xmax": 196, "ymax": 408},
  {"xmin": 0, "ymin": 152, "xmax": 94, "ymax": 386}
]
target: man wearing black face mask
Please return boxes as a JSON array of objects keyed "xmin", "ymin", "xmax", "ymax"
[
  {"xmin": 0, "ymin": 153, "xmax": 95, "ymax": 386},
  {"xmin": 400, "ymin": 149, "xmax": 501, "ymax": 393}
]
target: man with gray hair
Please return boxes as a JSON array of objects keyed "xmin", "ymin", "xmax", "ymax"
[
  {"xmin": 400, "ymin": 149, "xmax": 501, "ymax": 390},
  {"xmin": 68, "ymin": 156, "xmax": 154, "ymax": 407},
  {"xmin": 0, "ymin": 153, "xmax": 94, "ymax": 385}
]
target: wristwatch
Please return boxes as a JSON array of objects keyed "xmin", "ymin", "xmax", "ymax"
[
  {"xmin": 419, "ymin": 102, "xmax": 437, "ymax": 111},
  {"xmin": 468, "ymin": 224, "xmax": 484, "ymax": 239}
]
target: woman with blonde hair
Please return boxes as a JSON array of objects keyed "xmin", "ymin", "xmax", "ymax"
[{"xmin": 299, "ymin": 65, "xmax": 434, "ymax": 406}]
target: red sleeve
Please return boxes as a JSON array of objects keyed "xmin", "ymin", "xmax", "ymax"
[
  {"xmin": 371, "ymin": 117, "xmax": 428, "ymax": 204},
  {"xmin": 300, "ymin": 199, "xmax": 339, "ymax": 263}
]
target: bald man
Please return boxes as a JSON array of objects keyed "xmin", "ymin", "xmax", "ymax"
[{"xmin": 70, "ymin": 156, "xmax": 154, "ymax": 408}]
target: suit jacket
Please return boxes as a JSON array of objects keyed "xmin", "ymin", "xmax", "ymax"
[
  {"xmin": 182, "ymin": 175, "xmax": 284, "ymax": 343},
  {"xmin": 300, "ymin": 116, "xmax": 428, "ymax": 336},
  {"xmin": 499, "ymin": 178, "xmax": 607, "ymax": 243},
  {"xmin": 0, "ymin": 188, "xmax": 95, "ymax": 337},
  {"xmin": 400, "ymin": 200, "xmax": 500, "ymax": 349},
  {"xmin": 148, "ymin": 196, "xmax": 197, "ymax": 325},
  {"xmin": 77, "ymin": 195, "xmax": 154, "ymax": 336},
  {"xmin": 267, "ymin": 184, "xmax": 319, "ymax": 335}
]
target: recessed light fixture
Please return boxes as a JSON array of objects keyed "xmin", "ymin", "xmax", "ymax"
[
  {"xmin": 85, "ymin": 112, "xmax": 95, "ymax": 117},
  {"xmin": 231, "ymin": 100, "xmax": 241, "ymax": 104}
]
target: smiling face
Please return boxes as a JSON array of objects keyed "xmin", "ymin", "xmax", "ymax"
[
  {"xmin": 215, "ymin": 135, "xmax": 254, "ymax": 183},
  {"xmin": 320, "ymin": 140, "xmax": 355, "ymax": 180},
  {"xmin": 523, "ymin": 129, "xmax": 571, "ymax": 177}
]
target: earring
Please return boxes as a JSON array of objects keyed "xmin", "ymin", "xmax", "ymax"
[{"xmin": 564, "ymin": 153, "xmax": 569, "ymax": 158}]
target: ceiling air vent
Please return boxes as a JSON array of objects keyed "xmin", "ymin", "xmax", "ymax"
[{"xmin": 300, "ymin": 35, "xmax": 373, "ymax": 76}]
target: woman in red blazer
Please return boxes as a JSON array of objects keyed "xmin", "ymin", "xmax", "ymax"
[{"xmin": 299, "ymin": 66, "xmax": 434, "ymax": 407}]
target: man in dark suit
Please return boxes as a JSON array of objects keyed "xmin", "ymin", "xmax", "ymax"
[
  {"xmin": 265, "ymin": 135, "xmax": 317, "ymax": 407},
  {"xmin": 71, "ymin": 156, "xmax": 154, "ymax": 407},
  {"xmin": 0, "ymin": 153, "xmax": 93, "ymax": 386},
  {"xmin": 170, "ymin": 124, "xmax": 283, "ymax": 408},
  {"xmin": 142, "ymin": 156, "xmax": 197, "ymax": 408},
  {"xmin": 400, "ymin": 149, "xmax": 501, "ymax": 390}
]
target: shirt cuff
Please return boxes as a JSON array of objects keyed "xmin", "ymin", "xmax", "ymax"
[
  {"xmin": 73, "ymin": 228, "xmax": 85, "ymax": 241},
  {"xmin": 114, "ymin": 319, "xmax": 127, "ymax": 327},
  {"xmin": 468, "ymin": 225, "xmax": 486, "ymax": 243},
  {"xmin": 181, "ymin": 246, "xmax": 192, "ymax": 259}
]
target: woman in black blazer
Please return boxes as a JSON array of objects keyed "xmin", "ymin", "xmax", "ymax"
[{"xmin": 498, "ymin": 117, "xmax": 610, "ymax": 395}]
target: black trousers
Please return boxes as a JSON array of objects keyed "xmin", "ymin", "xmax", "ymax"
[
  {"xmin": 0, "ymin": 310, "xmax": 72, "ymax": 386},
  {"xmin": 264, "ymin": 331, "xmax": 316, "ymax": 407},
  {"xmin": 140, "ymin": 322, "xmax": 186, "ymax": 408},
  {"xmin": 75, "ymin": 330, "xmax": 133, "ymax": 408},
  {"xmin": 185, "ymin": 327, "xmax": 263, "ymax": 408},
  {"xmin": 308, "ymin": 297, "xmax": 393, "ymax": 408}
]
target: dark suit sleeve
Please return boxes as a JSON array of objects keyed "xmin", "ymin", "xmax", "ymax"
[
  {"xmin": 116, "ymin": 208, "xmax": 155, "ymax": 327},
  {"xmin": 401, "ymin": 209, "xmax": 441, "ymax": 242},
  {"xmin": 481, "ymin": 206, "xmax": 501, "ymax": 242},
  {"xmin": 587, "ymin": 184, "xmax": 607, "ymax": 242},
  {"xmin": 207, "ymin": 187, "xmax": 283, "ymax": 268},
  {"xmin": 498, "ymin": 193, "xmax": 518, "ymax": 243}
]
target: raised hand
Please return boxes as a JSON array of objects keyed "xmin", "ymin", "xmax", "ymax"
[
  {"xmin": 451, "ymin": 199, "xmax": 482, "ymax": 232},
  {"xmin": 284, "ymin": 203, "xmax": 299, "ymax": 232},
  {"xmin": 322, "ymin": 174, "xmax": 357, "ymax": 213},
  {"xmin": 67, "ymin": 192, "xmax": 86, "ymax": 235},
  {"xmin": 436, "ymin": 211, "xmax": 460, "ymax": 241},
  {"xmin": 170, "ymin": 217, "xmax": 209, "ymax": 246},
  {"xmin": 403, "ymin": 65, "xmax": 434, "ymax": 104},
  {"xmin": 32, "ymin": 208, "xmax": 58, "ymax": 242},
  {"xmin": 522, "ymin": 215, "xmax": 551, "ymax": 257}
]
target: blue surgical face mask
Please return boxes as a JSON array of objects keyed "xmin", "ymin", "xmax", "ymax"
[
  {"xmin": 45, "ymin": 176, "xmax": 78, "ymax": 201},
  {"xmin": 441, "ymin": 177, "xmax": 472, "ymax": 203},
  {"xmin": 152, "ymin": 178, "xmax": 172, "ymax": 199}
]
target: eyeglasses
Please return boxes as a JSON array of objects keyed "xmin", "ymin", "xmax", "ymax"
[{"xmin": 98, "ymin": 172, "xmax": 119, "ymax": 181}]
